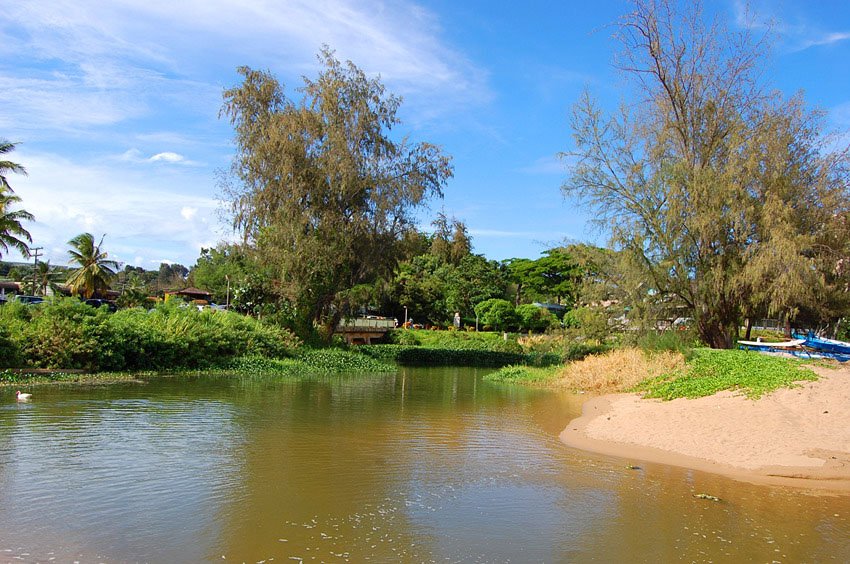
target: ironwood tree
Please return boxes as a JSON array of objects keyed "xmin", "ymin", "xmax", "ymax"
[
  {"xmin": 221, "ymin": 48, "xmax": 453, "ymax": 339},
  {"xmin": 562, "ymin": 0, "xmax": 850, "ymax": 347}
]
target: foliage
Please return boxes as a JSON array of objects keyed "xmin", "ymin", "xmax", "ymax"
[
  {"xmin": 221, "ymin": 47, "xmax": 452, "ymax": 340},
  {"xmin": 474, "ymin": 298, "xmax": 517, "ymax": 332},
  {"xmin": 398, "ymin": 329, "xmax": 523, "ymax": 354},
  {"xmin": 629, "ymin": 329, "xmax": 699, "ymax": 359},
  {"xmin": 188, "ymin": 244, "xmax": 250, "ymax": 304},
  {"xmin": 66, "ymin": 233, "xmax": 119, "ymax": 299},
  {"xmin": 357, "ymin": 344, "xmax": 526, "ymax": 367},
  {"xmin": 0, "ymin": 140, "xmax": 33, "ymax": 260},
  {"xmin": 388, "ymin": 251, "xmax": 508, "ymax": 326},
  {"xmin": 0, "ymin": 298, "xmax": 300, "ymax": 371},
  {"xmin": 295, "ymin": 349, "xmax": 395, "ymax": 373},
  {"xmin": 634, "ymin": 349, "xmax": 818, "ymax": 400},
  {"xmin": 505, "ymin": 248, "xmax": 581, "ymax": 306},
  {"xmin": 484, "ymin": 365, "xmax": 560, "ymax": 385},
  {"xmin": 563, "ymin": 306, "xmax": 611, "ymax": 342},
  {"xmin": 562, "ymin": 0, "xmax": 850, "ymax": 347},
  {"xmin": 515, "ymin": 304, "xmax": 558, "ymax": 332}
]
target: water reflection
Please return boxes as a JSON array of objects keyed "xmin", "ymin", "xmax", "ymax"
[{"xmin": 0, "ymin": 369, "xmax": 848, "ymax": 562}]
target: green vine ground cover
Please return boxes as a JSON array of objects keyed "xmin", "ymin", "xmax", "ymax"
[{"xmin": 633, "ymin": 348, "xmax": 819, "ymax": 400}]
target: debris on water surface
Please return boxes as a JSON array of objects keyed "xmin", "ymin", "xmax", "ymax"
[
  {"xmin": 694, "ymin": 493, "xmax": 721, "ymax": 502},
  {"xmin": 625, "ymin": 464, "xmax": 641, "ymax": 470}
]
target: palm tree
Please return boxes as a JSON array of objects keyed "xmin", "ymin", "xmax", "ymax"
[
  {"xmin": 0, "ymin": 140, "xmax": 33, "ymax": 259},
  {"xmin": 0, "ymin": 139, "xmax": 27, "ymax": 194},
  {"xmin": 66, "ymin": 233, "xmax": 119, "ymax": 299},
  {"xmin": 31, "ymin": 261, "xmax": 65, "ymax": 296},
  {"xmin": 0, "ymin": 191, "xmax": 33, "ymax": 259}
]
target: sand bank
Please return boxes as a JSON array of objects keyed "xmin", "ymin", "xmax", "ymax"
[{"xmin": 560, "ymin": 366, "xmax": 850, "ymax": 491}]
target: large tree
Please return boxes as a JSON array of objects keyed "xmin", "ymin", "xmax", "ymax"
[
  {"xmin": 222, "ymin": 48, "xmax": 453, "ymax": 339},
  {"xmin": 0, "ymin": 140, "xmax": 33, "ymax": 259},
  {"xmin": 66, "ymin": 233, "xmax": 119, "ymax": 299},
  {"xmin": 563, "ymin": 0, "xmax": 850, "ymax": 347}
]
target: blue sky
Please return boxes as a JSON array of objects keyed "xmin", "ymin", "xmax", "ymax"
[{"xmin": 2, "ymin": 0, "xmax": 849, "ymax": 270}]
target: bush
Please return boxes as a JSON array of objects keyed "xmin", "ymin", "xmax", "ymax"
[
  {"xmin": 473, "ymin": 299, "xmax": 518, "ymax": 332},
  {"xmin": 0, "ymin": 298, "xmax": 301, "ymax": 371},
  {"xmin": 357, "ymin": 344, "xmax": 527, "ymax": 367},
  {"xmin": 515, "ymin": 304, "xmax": 558, "ymax": 332}
]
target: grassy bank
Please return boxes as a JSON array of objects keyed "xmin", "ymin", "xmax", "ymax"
[{"xmin": 486, "ymin": 347, "xmax": 820, "ymax": 400}]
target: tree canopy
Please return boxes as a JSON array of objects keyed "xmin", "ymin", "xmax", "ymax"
[
  {"xmin": 563, "ymin": 0, "xmax": 850, "ymax": 347},
  {"xmin": 221, "ymin": 47, "xmax": 452, "ymax": 339},
  {"xmin": 66, "ymin": 233, "xmax": 119, "ymax": 299}
]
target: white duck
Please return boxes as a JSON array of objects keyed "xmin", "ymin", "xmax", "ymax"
[{"xmin": 15, "ymin": 390, "xmax": 32, "ymax": 401}]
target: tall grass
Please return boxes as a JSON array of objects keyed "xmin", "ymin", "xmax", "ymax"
[{"xmin": 553, "ymin": 348, "xmax": 686, "ymax": 393}]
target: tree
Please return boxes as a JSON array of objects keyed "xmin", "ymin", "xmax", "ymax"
[
  {"xmin": 474, "ymin": 298, "xmax": 517, "ymax": 332},
  {"xmin": 562, "ymin": 0, "xmax": 849, "ymax": 348},
  {"xmin": 66, "ymin": 233, "xmax": 119, "ymax": 299},
  {"xmin": 0, "ymin": 191, "xmax": 33, "ymax": 260},
  {"xmin": 0, "ymin": 140, "xmax": 27, "ymax": 194},
  {"xmin": 0, "ymin": 140, "xmax": 33, "ymax": 259},
  {"xmin": 189, "ymin": 244, "xmax": 250, "ymax": 304},
  {"xmin": 221, "ymin": 48, "xmax": 452, "ymax": 339},
  {"xmin": 155, "ymin": 262, "xmax": 189, "ymax": 291},
  {"xmin": 31, "ymin": 261, "xmax": 65, "ymax": 296}
]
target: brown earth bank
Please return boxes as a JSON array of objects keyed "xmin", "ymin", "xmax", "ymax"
[{"xmin": 560, "ymin": 365, "xmax": 850, "ymax": 492}]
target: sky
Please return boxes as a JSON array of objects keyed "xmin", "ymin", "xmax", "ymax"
[{"xmin": 2, "ymin": 0, "xmax": 849, "ymax": 271}]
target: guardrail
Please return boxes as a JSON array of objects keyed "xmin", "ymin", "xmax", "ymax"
[{"xmin": 336, "ymin": 317, "xmax": 396, "ymax": 330}]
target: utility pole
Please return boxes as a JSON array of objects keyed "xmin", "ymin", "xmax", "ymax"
[{"xmin": 29, "ymin": 247, "xmax": 43, "ymax": 296}]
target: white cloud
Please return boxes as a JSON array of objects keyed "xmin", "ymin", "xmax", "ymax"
[
  {"xmin": 151, "ymin": 152, "xmax": 184, "ymax": 163},
  {"xmin": 2, "ymin": 0, "xmax": 490, "ymax": 135},
  {"xmin": 6, "ymin": 150, "xmax": 223, "ymax": 267}
]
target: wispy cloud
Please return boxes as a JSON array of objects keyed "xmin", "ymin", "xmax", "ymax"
[
  {"xmin": 7, "ymin": 150, "xmax": 224, "ymax": 266},
  {"xmin": 517, "ymin": 155, "xmax": 568, "ymax": 175},
  {"xmin": 732, "ymin": 0, "xmax": 850, "ymax": 53}
]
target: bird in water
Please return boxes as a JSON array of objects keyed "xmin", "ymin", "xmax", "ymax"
[{"xmin": 15, "ymin": 391, "xmax": 32, "ymax": 401}]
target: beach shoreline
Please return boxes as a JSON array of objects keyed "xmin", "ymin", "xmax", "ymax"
[{"xmin": 560, "ymin": 366, "xmax": 850, "ymax": 492}]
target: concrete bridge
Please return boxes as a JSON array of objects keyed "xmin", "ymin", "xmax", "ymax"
[{"xmin": 335, "ymin": 316, "xmax": 396, "ymax": 345}]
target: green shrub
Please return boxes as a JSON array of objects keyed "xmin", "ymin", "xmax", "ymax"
[
  {"xmin": 474, "ymin": 299, "xmax": 518, "ymax": 332},
  {"xmin": 0, "ymin": 298, "xmax": 300, "ymax": 371},
  {"xmin": 515, "ymin": 304, "xmax": 558, "ymax": 332},
  {"xmin": 295, "ymin": 348, "xmax": 395, "ymax": 373},
  {"xmin": 387, "ymin": 329, "xmax": 421, "ymax": 345},
  {"xmin": 358, "ymin": 344, "xmax": 527, "ymax": 367}
]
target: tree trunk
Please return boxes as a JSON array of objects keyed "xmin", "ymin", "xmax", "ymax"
[
  {"xmin": 784, "ymin": 315, "xmax": 792, "ymax": 339},
  {"xmin": 744, "ymin": 317, "xmax": 753, "ymax": 340},
  {"xmin": 697, "ymin": 316, "xmax": 734, "ymax": 349}
]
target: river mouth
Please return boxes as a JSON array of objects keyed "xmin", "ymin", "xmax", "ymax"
[{"xmin": 1, "ymin": 367, "xmax": 848, "ymax": 561}]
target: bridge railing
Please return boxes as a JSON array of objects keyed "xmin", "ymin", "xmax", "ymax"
[{"xmin": 336, "ymin": 317, "xmax": 396, "ymax": 331}]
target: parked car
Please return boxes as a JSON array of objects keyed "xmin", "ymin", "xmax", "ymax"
[
  {"xmin": 12, "ymin": 295, "xmax": 44, "ymax": 305},
  {"xmin": 84, "ymin": 298, "xmax": 118, "ymax": 313}
]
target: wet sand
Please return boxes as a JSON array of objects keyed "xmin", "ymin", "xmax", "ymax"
[{"xmin": 561, "ymin": 366, "xmax": 850, "ymax": 492}]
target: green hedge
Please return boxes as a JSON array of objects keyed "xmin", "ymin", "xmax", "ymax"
[
  {"xmin": 0, "ymin": 299, "xmax": 300, "ymax": 372},
  {"xmin": 357, "ymin": 344, "xmax": 561, "ymax": 367}
]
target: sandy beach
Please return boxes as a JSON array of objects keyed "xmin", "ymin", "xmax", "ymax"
[{"xmin": 561, "ymin": 365, "xmax": 850, "ymax": 491}]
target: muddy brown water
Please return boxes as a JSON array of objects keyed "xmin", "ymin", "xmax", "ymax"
[{"xmin": 1, "ymin": 367, "xmax": 848, "ymax": 562}]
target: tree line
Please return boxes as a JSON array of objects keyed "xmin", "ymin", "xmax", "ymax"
[{"xmin": 3, "ymin": 1, "xmax": 849, "ymax": 346}]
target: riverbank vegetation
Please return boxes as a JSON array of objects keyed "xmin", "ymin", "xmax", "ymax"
[{"xmin": 486, "ymin": 345, "xmax": 819, "ymax": 401}]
